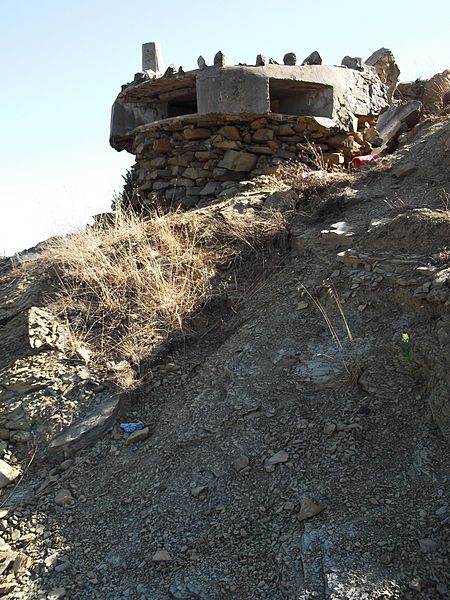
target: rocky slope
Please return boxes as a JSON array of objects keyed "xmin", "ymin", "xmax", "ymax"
[{"xmin": 0, "ymin": 116, "xmax": 449, "ymax": 599}]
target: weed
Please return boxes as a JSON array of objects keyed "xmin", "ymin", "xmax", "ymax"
[
  {"xmin": 300, "ymin": 282, "xmax": 354, "ymax": 377},
  {"xmin": 401, "ymin": 332, "xmax": 414, "ymax": 362},
  {"xmin": 440, "ymin": 189, "xmax": 450, "ymax": 211}
]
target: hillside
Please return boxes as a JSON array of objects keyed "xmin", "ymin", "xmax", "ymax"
[{"xmin": 0, "ymin": 116, "xmax": 449, "ymax": 599}]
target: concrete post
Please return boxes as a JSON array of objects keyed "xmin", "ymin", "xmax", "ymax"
[{"xmin": 142, "ymin": 42, "xmax": 164, "ymax": 73}]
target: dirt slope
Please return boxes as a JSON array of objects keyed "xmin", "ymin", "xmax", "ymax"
[{"xmin": 1, "ymin": 116, "xmax": 449, "ymax": 599}]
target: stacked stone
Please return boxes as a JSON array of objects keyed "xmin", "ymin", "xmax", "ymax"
[{"xmin": 132, "ymin": 113, "xmax": 378, "ymax": 208}]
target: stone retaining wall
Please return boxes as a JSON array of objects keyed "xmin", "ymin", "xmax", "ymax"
[{"xmin": 132, "ymin": 112, "xmax": 378, "ymax": 208}]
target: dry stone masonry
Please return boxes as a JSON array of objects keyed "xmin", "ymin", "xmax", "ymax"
[{"xmin": 110, "ymin": 42, "xmax": 391, "ymax": 208}]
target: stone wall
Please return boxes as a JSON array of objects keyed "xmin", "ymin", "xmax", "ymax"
[{"xmin": 131, "ymin": 112, "xmax": 378, "ymax": 209}]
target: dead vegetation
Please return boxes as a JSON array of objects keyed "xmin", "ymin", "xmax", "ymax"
[{"xmin": 30, "ymin": 205, "xmax": 286, "ymax": 388}]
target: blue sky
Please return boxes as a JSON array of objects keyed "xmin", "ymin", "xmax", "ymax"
[{"xmin": 1, "ymin": 0, "xmax": 448, "ymax": 255}]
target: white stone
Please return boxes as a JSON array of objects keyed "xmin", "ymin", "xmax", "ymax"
[{"xmin": 0, "ymin": 459, "xmax": 20, "ymax": 489}]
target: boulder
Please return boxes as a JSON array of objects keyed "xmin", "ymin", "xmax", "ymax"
[
  {"xmin": 376, "ymin": 100, "xmax": 422, "ymax": 150},
  {"xmin": 0, "ymin": 459, "xmax": 20, "ymax": 489},
  {"xmin": 283, "ymin": 52, "xmax": 297, "ymax": 66},
  {"xmin": 341, "ymin": 56, "xmax": 363, "ymax": 71},
  {"xmin": 365, "ymin": 47, "xmax": 400, "ymax": 102},
  {"xmin": 302, "ymin": 51, "xmax": 322, "ymax": 66},
  {"xmin": 49, "ymin": 394, "xmax": 121, "ymax": 456}
]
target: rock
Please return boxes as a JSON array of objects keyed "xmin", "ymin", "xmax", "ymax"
[
  {"xmin": 418, "ymin": 538, "xmax": 438, "ymax": 553},
  {"xmin": 10, "ymin": 430, "xmax": 31, "ymax": 443},
  {"xmin": 320, "ymin": 220, "xmax": 354, "ymax": 247},
  {"xmin": 341, "ymin": 56, "xmax": 363, "ymax": 71},
  {"xmin": 213, "ymin": 51, "xmax": 226, "ymax": 67},
  {"xmin": 0, "ymin": 552, "xmax": 14, "ymax": 576},
  {"xmin": 197, "ymin": 56, "xmax": 207, "ymax": 69},
  {"xmin": 323, "ymin": 152, "xmax": 344, "ymax": 166},
  {"xmin": 163, "ymin": 65, "xmax": 177, "ymax": 78},
  {"xmin": 283, "ymin": 53, "xmax": 296, "ymax": 66},
  {"xmin": 277, "ymin": 124, "xmax": 295, "ymax": 136},
  {"xmin": 219, "ymin": 125, "xmax": 241, "ymax": 141},
  {"xmin": 199, "ymin": 182, "xmax": 219, "ymax": 196},
  {"xmin": 408, "ymin": 578, "xmax": 422, "ymax": 592},
  {"xmin": 169, "ymin": 578, "xmax": 208, "ymax": 599},
  {"xmin": 302, "ymin": 51, "xmax": 322, "ymax": 66},
  {"xmin": 54, "ymin": 489, "xmax": 74, "ymax": 507},
  {"xmin": 218, "ymin": 150, "xmax": 257, "ymax": 172},
  {"xmin": 49, "ymin": 394, "xmax": 121, "ymax": 455},
  {"xmin": 28, "ymin": 306, "xmax": 66, "ymax": 350},
  {"xmin": 392, "ymin": 162, "xmax": 417, "ymax": 178},
  {"xmin": 252, "ymin": 128, "xmax": 274, "ymax": 142},
  {"xmin": 297, "ymin": 301, "xmax": 309, "ymax": 310},
  {"xmin": 48, "ymin": 588, "xmax": 66, "ymax": 599},
  {"xmin": 363, "ymin": 126, "xmax": 382, "ymax": 145},
  {"xmin": 323, "ymin": 422, "xmax": 336, "ymax": 435},
  {"xmin": 380, "ymin": 552, "xmax": 394, "ymax": 565},
  {"xmin": 267, "ymin": 450, "xmax": 289, "ymax": 465},
  {"xmin": 0, "ymin": 459, "xmax": 20, "ymax": 489},
  {"xmin": 376, "ymin": 100, "xmax": 421, "ymax": 148},
  {"xmin": 183, "ymin": 127, "xmax": 211, "ymax": 140},
  {"xmin": 233, "ymin": 455, "xmax": 249, "ymax": 471},
  {"xmin": 152, "ymin": 549, "xmax": 172, "ymax": 562},
  {"xmin": 75, "ymin": 344, "xmax": 91, "ymax": 363},
  {"xmin": 191, "ymin": 485, "xmax": 207, "ymax": 498},
  {"xmin": 58, "ymin": 459, "xmax": 73, "ymax": 471},
  {"xmin": 13, "ymin": 553, "xmax": 31, "ymax": 575},
  {"xmin": 297, "ymin": 498, "xmax": 324, "ymax": 522},
  {"xmin": 365, "ymin": 47, "xmax": 400, "ymax": 102},
  {"xmin": 256, "ymin": 54, "xmax": 267, "ymax": 67},
  {"xmin": 153, "ymin": 138, "xmax": 172, "ymax": 153},
  {"xmin": 126, "ymin": 426, "xmax": 150, "ymax": 445},
  {"xmin": 133, "ymin": 71, "xmax": 151, "ymax": 85}
]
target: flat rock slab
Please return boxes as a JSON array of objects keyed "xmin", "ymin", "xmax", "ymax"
[{"xmin": 48, "ymin": 394, "xmax": 121, "ymax": 456}]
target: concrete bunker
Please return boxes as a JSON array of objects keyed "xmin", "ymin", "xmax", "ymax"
[
  {"xmin": 110, "ymin": 42, "xmax": 391, "ymax": 209},
  {"xmin": 269, "ymin": 79, "xmax": 333, "ymax": 118}
]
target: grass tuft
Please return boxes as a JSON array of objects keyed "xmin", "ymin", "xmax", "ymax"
[{"xmin": 31, "ymin": 205, "xmax": 285, "ymax": 387}]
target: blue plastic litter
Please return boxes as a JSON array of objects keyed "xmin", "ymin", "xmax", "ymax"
[{"xmin": 120, "ymin": 421, "xmax": 145, "ymax": 433}]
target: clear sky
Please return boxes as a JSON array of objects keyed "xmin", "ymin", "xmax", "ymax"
[{"xmin": 1, "ymin": 0, "xmax": 448, "ymax": 256}]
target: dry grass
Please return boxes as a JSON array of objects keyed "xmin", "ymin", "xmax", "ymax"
[{"xmin": 32, "ymin": 205, "xmax": 285, "ymax": 387}]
